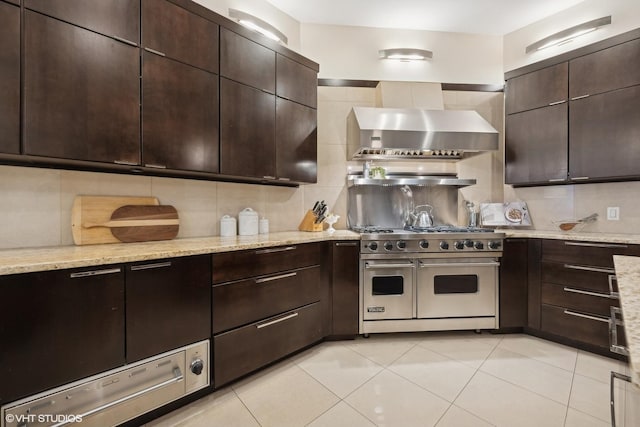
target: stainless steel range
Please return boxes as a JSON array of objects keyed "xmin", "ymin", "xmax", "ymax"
[{"xmin": 356, "ymin": 226, "xmax": 505, "ymax": 335}]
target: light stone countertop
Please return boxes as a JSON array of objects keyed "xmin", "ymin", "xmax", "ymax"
[
  {"xmin": 613, "ymin": 255, "xmax": 640, "ymax": 388},
  {"xmin": 503, "ymin": 229, "xmax": 640, "ymax": 245},
  {"xmin": 0, "ymin": 230, "xmax": 360, "ymax": 276}
]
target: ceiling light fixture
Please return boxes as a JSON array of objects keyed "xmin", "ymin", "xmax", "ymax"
[
  {"xmin": 379, "ymin": 48, "xmax": 433, "ymax": 61},
  {"xmin": 228, "ymin": 8, "xmax": 288, "ymax": 45},
  {"xmin": 525, "ymin": 16, "xmax": 611, "ymax": 54}
]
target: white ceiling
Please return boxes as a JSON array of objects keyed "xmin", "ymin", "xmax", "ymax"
[{"xmin": 264, "ymin": 0, "xmax": 587, "ymax": 35}]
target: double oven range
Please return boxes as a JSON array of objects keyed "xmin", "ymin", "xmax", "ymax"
[{"xmin": 357, "ymin": 226, "xmax": 505, "ymax": 335}]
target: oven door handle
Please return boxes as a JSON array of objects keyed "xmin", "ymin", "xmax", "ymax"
[
  {"xmin": 419, "ymin": 261, "xmax": 500, "ymax": 268},
  {"xmin": 364, "ymin": 262, "xmax": 415, "ymax": 269}
]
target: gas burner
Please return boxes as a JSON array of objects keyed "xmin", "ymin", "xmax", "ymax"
[
  {"xmin": 352, "ymin": 226, "xmax": 396, "ymax": 233},
  {"xmin": 403, "ymin": 225, "xmax": 494, "ymax": 233}
]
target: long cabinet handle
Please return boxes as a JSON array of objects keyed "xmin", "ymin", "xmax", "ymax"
[
  {"xmin": 144, "ymin": 164, "xmax": 167, "ymax": 169},
  {"xmin": 571, "ymin": 94, "xmax": 590, "ymax": 100},
  {"xmin": 548, "ymin": 100, "xmax": 566, "ymax": 106},
  {"xmin": 111, "ymin": 35, "xmax": 138, "ymax": 47},
  {"xmin": 255, "ymin": 272, "xmax": 297, "ymax": 284},
  {"xmin": 335, "ymin": 242, "xmax": 358, "ymax": 246},
  {"xmin": 130, "ymin": 261, "xmax": 172, "ymax": 271},
  {"xmin": 51, "ymin": 367, "xmax": 183, "ymax": 427},
  {"xmin": 563, "ymin": 287, "xmax": 613, "ymax": 299},
  {"xmin": 70, "ymin": 267, "xmax": 122, "ymax": 278},
  {"xmin": 420, "ymin": 261, "xmax": 500, "ymax": 268},
  {"xmin": 548, "ymin": 178, "xmax": 566, "ymax": 182},
  {"xmin": 144, "ymin": 47, "xmax": 166, "ymax": 57},
  {"xmin": 564, "ymin": 241, "xmax": 628, "ymax": 249},
  {"xmin": 563, "ymin": 263, "xmax": 615, "ymax": 274},
  {"xmin": 255, "ymin": 246, "xmax": 296, "ymax": 255},
  {"xmin": 563, "ymin": 309, "xmax": 609, "ymax": 323},
  {"xmin": 365, "ymin": 262, "xmax": 415, "ymax": 269},
  {"xmin": 256, "ymin": 312, "xmax": 298, "ymax": 329},
  {"xmin": 570, "ymin": 176, "xmax": 590, "ymax": 181}
]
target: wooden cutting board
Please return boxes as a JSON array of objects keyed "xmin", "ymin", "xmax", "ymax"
[
  {"xmin": 72, "ymin": 196, "xmax": 161, "ymax": 245},
  {"xmin": 92, "ymin": 205, "xmax": 180, "ymax": 243}
]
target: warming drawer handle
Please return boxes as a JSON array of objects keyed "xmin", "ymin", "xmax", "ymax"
[
  {"xmin": 563, "ymin": 287, "xmax": 613, "ymax": 299},
  {"xmin": 564, "ymin": 241, "xmax": 628, "ymax": 249},
  {"xmin": 50, "ymin": 367, "xmax": 184, "ymax": 427},
  {"xmin": 256, "ymin": 312, "xmax": 299, "ymax": 329},
  {"xmin": 69, "ymin": 267, "xmax": 122, "ymax": 278},
  {"xmin": 563, "ymin": 263, "xmax": 615, "ymax": 274},
  {"xmin": 563, "ymin": 309, "xmax": 609, "ymax": 323},
  {"xmin": 255, "ymin": 272, "xmax": 297, "ymax": 284},
  {"xmin": 364, "ymin": 262, "xmax": 415, "ymax": 269},
  {"xmin": 130, "ymin": 261, "xmax": 172, "ymax": 271},
  {"xmin": 419, "ymin": 261, "xmax": 500, "ymax": 268},
  {"xmin": 255, "ymin": 246, "xmax": 296, "ymax": 255}
]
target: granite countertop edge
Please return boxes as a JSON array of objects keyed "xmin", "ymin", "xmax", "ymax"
[{"xmin": 613, "ymin": 255, "xmax": 640, "ymax": 389}]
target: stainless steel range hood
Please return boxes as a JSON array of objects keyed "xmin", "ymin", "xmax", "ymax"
[{"xmin": 347, "ymin": 106, "xmax": 499, "ymax": 160}]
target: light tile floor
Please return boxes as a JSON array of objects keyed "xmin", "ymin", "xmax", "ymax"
[{"xmin": 147, "ymin": 332, "xmax": 640, "ymax": 427}]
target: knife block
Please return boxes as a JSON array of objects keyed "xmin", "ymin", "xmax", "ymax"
[{"xmin": 298, "ymin": 210, "xmax": 323, "ymax": 232}]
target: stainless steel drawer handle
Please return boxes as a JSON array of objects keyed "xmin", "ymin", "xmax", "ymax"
[
  {"xmin": 114, "ymin": 160, "xmax": 138, "ymax": 166},
  {"xmin": 563, "ymin": 309, "xmax": 609, "ymax": 323},
  {"xmin": 563, "ymin": 263, "xmax": 615, "ymax": 274},
  {"xmin": 563, "ymin": 287, "xmax": 613, "ymax": 299},
  {"xmin": 548, "ymin": 100, "xmax": 566, "ymax": 106},
  {"xmin": 608, "ymin": 275, "xmax": 619, "ymax": 299},
  {"xmin": 144, "ymin": 47, "xmax": 166, "ymax": 57},
  {"xmin": 609, "ymin": 306, "xmax": 629, "ymax": 356},
  {"xmin": 262, "ymin": 175, "xmax": 276, "ymax": 180},
  {"xmin": 70, "ymin": 267, "xmax": 122, "ymax": 278},
  {"xmin": 255, "ymin": 272, "xmax": 297, "ymax": 284},
  {"xmin": 365, "ymin": 262, "xmax": 415, "ymax": 269},
  {"xmin": 420, "ymin": 262, "xmax": 500, "ymax": 268},
  {"xmin": 144, "ymin": 163, "xmax": 167, "ymax": 169},
  {"xmin": 111, "ymin": 35, "xmax": 138, "ymax": 47},
  {"xmin": 130, "ymin": 261, "xmax": 172, "ymax": 271},
  {"xmin": 548, "ymin": 178, "xmax": 565, "ymax": 182},
  {"xmin": 335, "ymin": 242, "xmax": 358, "ymax": 247},
  {"xmin": 256, "ymin": 312, "xmax": 299, "ymax": 329},
  {"xmin": 564, "ymin": 241, "xmax": 628, "ymax": 249},
  {"xmin": 571, "ymin": 176, "xmax": 590, "ymax": 181},
  {"xmin": 255, "ymin": 246, "xmax": 296, "ymax": 255},
  {"xmin": 571, "ymin": 94, "xmax": 590, "ymax": 100},
  {"xmin": 51, "ymin": 367, "xmax": 183, "ymax": 427}
]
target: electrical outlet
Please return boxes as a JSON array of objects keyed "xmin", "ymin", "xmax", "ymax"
[{"xmin": 607, "ymin": 207, "xmax": 620, "ymax": 221}]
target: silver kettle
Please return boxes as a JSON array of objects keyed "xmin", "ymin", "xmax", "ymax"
[{"xmin": 409, "ymin": 205, "xmax": 434, "ymax": 228}]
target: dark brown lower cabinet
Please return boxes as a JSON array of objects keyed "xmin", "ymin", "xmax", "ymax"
[
  {"xmin": 0, "ymin": 265, "xmax": 125, "ymax": 405},
  {"xmin": 541, "ymin": 304, "xmax": 611, "ymax": 349},
  {"xmin": 214, "ymin": 302, "xmax": 323, "ymax": 386},
  {"xmin": 499, "ymin": 239, "xmax": 528, "ymax": 329},
  {"xmin": 0, "ymin": 1, "xmax": 20, "ymax": 154},
  {"xmin": 126, "ymin": 255, "xmax": 211, "ymax": 363},
  {"xmin": 331, "ymin": 241, "xmax": 359, "ymax": 337}
]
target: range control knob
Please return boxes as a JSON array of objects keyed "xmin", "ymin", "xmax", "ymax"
[
  {"xmin": 454, "ymin": 241, "xmax": 465, "ymax": 250},
  {"xmin": 440, "ymin": 241, "xmax": 449, "ymax": 250},
  {"xmin": 190, "ymin": 359, "xmax": 204, "ymax": 375},
  {"xmin": 474, "ymin": 241, "xmax": 485, "ymax": 250},
  {"xmin": 368, "ymin": 242, "xmax": 378, "ymax": 251},
  {"xmin": 419, "ymin": 240, "xmax": 429, "ymax": 249},
  {"xmin": 465, "ymin": 240, "xmax": 474, "ymax": 248},
  {"xmin": 384, "ymin": 241, "xmax": 394, "ymax": 251},
  {"xmin": 397, "ymin": 240, "xmax": 407, "ymax": 250},
  {"xmin": 488, "ymin": 241, "xmax": 502, "ymax": 250}
]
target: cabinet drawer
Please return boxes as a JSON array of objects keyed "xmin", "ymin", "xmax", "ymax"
[
  {"xmin": 541, "ymin": 282, "xmax": 618, "ymax": 317},
  {"xmin": 214, "ymin": 302, "xmax": 323, "ymax": 386},
  {"xmin": 542, "ymin": 239, "xmax": 638, "ymax": 266},
  {"xmin": 213, "ymin": 265, "xmax": 320, "ymax": 333},
  {"xmin": 541, "ymin": 304, "xmax": 610, "ymax": 349},
  {"xmin": 212, "ymin": 243, "xmax": 320, "ymax": 283},
  {"xmin": 541, "ymin": 260, "xmax": 617, "ymax": 295}
]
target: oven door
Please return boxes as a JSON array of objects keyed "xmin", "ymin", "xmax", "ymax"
[
  {"xmin": 362, "ymin": 260, "xmax": 415, "ymax": 320},
  {"xmin": 416, "ymin": 258, "xmax": 499, "ymax": 318}
]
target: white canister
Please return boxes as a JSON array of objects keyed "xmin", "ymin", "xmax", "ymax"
[
  {"xmin": 238, "ymin": 207, "xmax": 259, "ymax": 236},
  {"xmin": 220, "ymin": 215, "xmax": 237, "ymax": 237},
  {"xmin": 259, "ymin": 218, "xmax": 269, "ymax": 234}
]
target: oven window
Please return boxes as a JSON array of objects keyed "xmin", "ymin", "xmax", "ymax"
[
  {"xmin": 434, "ymin": 275, "xmax": 478, "ymax": 294},
  {"xmin": 372, "ymin": 276, "xmax": 404, "ymax": 295}
]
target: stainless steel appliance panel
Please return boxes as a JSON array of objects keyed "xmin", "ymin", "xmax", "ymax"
[{"xmin": 362, "ymin": 260, "xmax": 415, "ymax": 320}]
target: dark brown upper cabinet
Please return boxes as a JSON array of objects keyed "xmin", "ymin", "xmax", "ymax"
[
  {"xmin": 0, "ymin": 1, "xmax": 20, "ymax": 154},
  {"xmin": 142, "ymin": 0, "xmax": 219, "ymax": 73},
  {"xmin": 276, "ymin": 98, "xmax": 317, "ymax": 183},
  {"xmin": 220, "ymin": 27, "xmax": 276, "ymax": 93},
  {"xmin": 24, "ymin": 0, "xmax": 139, "ymax": 44},
  {"xmin": 142, "ymin": 52, "xmax": 219, "ymax": 173},
  {"xmin": 5, "ymin": 0, "xmax": 19, "ymax": 5},
  {"xmin": 505, "ymin": 62, "xmax": 568, "ymax": 115},
  {"xmin": 505, "ymin": 103, "xmax": 568, "ymax": 185},
  {"xmin": 277, "ymin": 54, "xmax": 318, "ymax": 108},
  {"xmin": 23, "ymin": 11, "xmax": 140, "ymax": 164},
  {"xmin": 569, "ymin": 37, "xmax": 640, "ymax": 100},
  {"xmin": 569, "ymin": 85, "xmax": 640, "ymax": 181},
  {"xmin": 220, "ymin": 77, "xmax": 276, "ymax": 179}
]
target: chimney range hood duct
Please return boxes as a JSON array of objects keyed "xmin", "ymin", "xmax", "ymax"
[{"xmin": 347, "ymin": 106, "xmax": 499, "ymax": 160}]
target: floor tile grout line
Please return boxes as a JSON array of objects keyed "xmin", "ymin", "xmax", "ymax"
[
  {"xmin": 496, "ymin": 335, "xmax": 580, "ymax": 374},
  {"xmin": 231, "ymin": 387, "xmax": 264, "ymax": 427}
]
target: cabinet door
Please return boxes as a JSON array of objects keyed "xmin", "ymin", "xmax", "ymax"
[
  {"xmin": 142, "ymin": 52, "xmax": 219, "ymax": 172},
  {"xmin": 0, "ymin": 1, "xmax": 20, "ymax": 154},
  {"xmin": 505, "ymin": 103, "xmax": 568, "ymax": 185},
  {"xmin": 220, "ymin": 28, "xmax": 275, "ymax": 92},
  {"xmin": 570, "ymin": 38, "xmax": 640, "ymax": 99},
  {"xmin": 499, "ymin": 239, "xmax": 528, "ymax": 328},
  {"xmin": 569, "ymin": 85, "xmax": 640, "ymax": 181},
  {"xmin": 276, "ymin": 54, "xmax": 318, "ymax": 108},
  {"xmin": 331, "ymin": 241, "xmax": 359, "ymax": 336},
  {"xmin": 142, "ymin": 0, "xmax": 218, "ymax": 73},
  {"xmin": 276, "ymin": 98, "xmax": 317, "ymax": 183},
  {"xmin": 0, "ymin": 266, "xmax": 125, "ymax": 404},
  {"xmin": 24, "ymin": 0, "xmax": 139, "ymax": 44},
  {"xmin": 126, "ymin": 256, "xmax": 211, "ymax": 363},
  {"xmin": 505, "ymin": 62, "xmax": 568, "ymax": 114},
  {"xmin": 220, "ymin": 78, "xmax": 276, "ymax": 179},
  {"xmin": 23, "ymin": 11, "xmax": 140, "ymax": 164}
]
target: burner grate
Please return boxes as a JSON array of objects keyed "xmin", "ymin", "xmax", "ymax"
[
  {"xmin": 352, "ymin": 226, "xmax": 396, "ymax": 233},
  {"xmin": 403, "ymin": 225, "xmax": 494, "ymax": 233}
]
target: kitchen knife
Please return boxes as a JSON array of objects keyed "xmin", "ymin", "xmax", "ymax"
[{"xmin": 312, "ymin": 200, "xmax": 320, "ymax": 214}]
